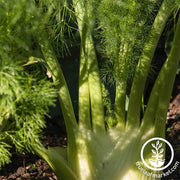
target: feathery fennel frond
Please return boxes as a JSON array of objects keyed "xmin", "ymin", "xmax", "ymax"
[
  {"xmin": 97, "ymin": 0, "xmax": 161, "ymax": 82},
  {"xmin": 96, "ymin": 0, "xmax": 161, "ymax": 127},
  {"xmin": 0, "ymin": 141, "xmax": 11, "ymax": 169},
  {"xmin": 0, "ymin": 0, "xmax": 57, "ymax": 168},
  {"xmin": 0, "ymin": 59, "xmax": 56, "ymax": 167},
  {"xmin": 37, "ymin": 0, "xmax": 78, "ymax": 57}
]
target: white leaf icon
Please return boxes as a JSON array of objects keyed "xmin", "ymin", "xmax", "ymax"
[
  {"xmin": 158, "ymin": 143, "xmax": 162, "ymax": 149},
  {"xmin": 152, "ymin": 149, "xmax": 156, "ymax": 154},
  {"xmin": 156, "ymin": 140, "xmax": 159, "ymax": 146},
  {"xmin": 152, "ymin": 143, "xmax": 155, "ymax": 148},
  {"xmin": 159, "ymin": 148, "xmax": 164, "ymax": 154}
]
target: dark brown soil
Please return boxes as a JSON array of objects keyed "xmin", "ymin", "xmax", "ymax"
[
  {"xmin": 0, "ymin": 76, "xmax": 180, "ymax": 180},
  {"xmin": 164, "ymin": 75, "xmax": 180, "ymax": 180},
  {"xmin": 0, "ymin": 123, "xmax": 67, "ymax": 180}
]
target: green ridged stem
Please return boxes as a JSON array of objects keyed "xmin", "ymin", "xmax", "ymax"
[
  {"xmin": 35, "ymin": 146, "xmax": 78, "ymax": 180},
  {"xmin": 38, "ymin": 34, "xmax": 78, "ymax": 171},
  {"xmin": 114, "ymin": 41, "xmax": 129, "ymax": 129},
  {"xmin": 73, "ymin": 0, "xmax": 105, "ymax": 133},
  {"xmin": 127, "ymin": 0, "xmax": 174, "ymax": 129},
  {"xmin": 78, "ymin": 23, "xmax": 91, "ymax": 130},
  {"xmin": 154, "ymin": 13, "xmax": 180, "ymax": 137}
]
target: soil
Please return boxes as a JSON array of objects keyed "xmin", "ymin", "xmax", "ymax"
[
  {"xmin": 0, "ymin": 76, "xmax": 180, "ymax": 180},
  {"xmin": 164, "ymin": 75, "xmax": 180, "ymax": 180},
  {"xmin": 0, "ymin": 123, "xmax": 67, "ymax": 180}
]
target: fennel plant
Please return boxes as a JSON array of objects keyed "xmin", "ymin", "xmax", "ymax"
[{"xmin": 35, "ymin": 0, "xmax": 180, "ymax": 179}]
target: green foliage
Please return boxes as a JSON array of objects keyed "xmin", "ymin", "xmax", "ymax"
[
  {"xmin": 0, "ymin": 59, "xmax": 56, "ymax": 169},
  {"xmin": 101, "ymin": 84, "xmax": 116, "ymax": 128},
  {"xmin": 0, "ymin": 0, "xmax": 77, "ymax": 60},
  {"xmin": 0, "ymin": 0, "xmax": 41, "ymax": 58},
  {"xmin": 36, "ymin": 0, "xmax": 79, "ymax": 57},
  {"xmin": 0, "ymin": 142, "xmax": 11, "ymax": 168},
  {"xmin": 97, "ymin": 0, "xmax": 161, "ymax": 82},
  {"xmin": 0, "ymin": 0, "xmax": 57, "ymax": 169}
]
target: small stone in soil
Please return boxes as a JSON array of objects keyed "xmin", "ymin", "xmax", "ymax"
[
  {"xmin": 53, "ymin": 175, "xmax": 58, "ymax": 180},
  {"xmin": 22, "ymin": 173, "xmax": 30, "ymax": 178},
  {"xmin": 16, "ymin": 167, "xmax": 25, "ymax": 175},
  {"xmin": 8, "ymin": 174, "xmax": 17, "ymax": 179},
  {"xmin": 43, "ymin": 172, "xmax": 52, "ymax": 177},
  {"xmin": 30, "ymin": 171, "xmax": 38, "ymax": 176}
]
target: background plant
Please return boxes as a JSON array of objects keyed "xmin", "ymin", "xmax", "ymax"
[{"xmin": 0, "ymin": 0, "xmax": 56, "ymax": 169}]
